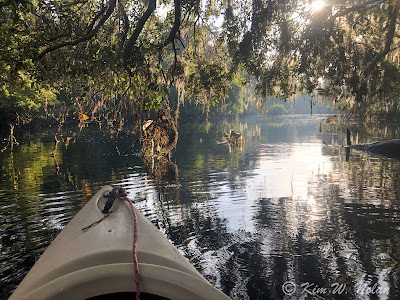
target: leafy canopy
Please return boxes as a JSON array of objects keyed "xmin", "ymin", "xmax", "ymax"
[{"xmin": 1, "ymin": 0, "xmax": 400, "ymax": 121}]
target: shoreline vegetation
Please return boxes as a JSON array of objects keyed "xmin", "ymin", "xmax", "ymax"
[{"xmin": 2, "ymin": 0, "xmax": 400, "ymax": 154}]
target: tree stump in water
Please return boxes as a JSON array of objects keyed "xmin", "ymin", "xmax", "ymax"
[
  {"xmin": 141, "ymin": 110, "xmax": 178, "ymax": 159},
  {"xmin": 222, "ymin": 129, "xmax": 244, "ymax": 146},
  {"xmin": 219, "ymin": 129, "xmax": 244, "ymax": 152},
  {"xmin": 140, "ymin": 110, "xmax": 178, "ymax": 178}
]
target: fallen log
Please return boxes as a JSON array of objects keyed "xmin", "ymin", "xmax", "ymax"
[{"xmin": 345, "ymin": 128, "xmax": 400, "ymax": 159}]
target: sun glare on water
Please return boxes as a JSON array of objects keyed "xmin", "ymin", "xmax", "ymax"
[{"xmin": 312, "ymin": 0, "xmax": 326, "ymax": 12}]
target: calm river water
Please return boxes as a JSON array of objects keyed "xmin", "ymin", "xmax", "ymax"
[{"xmin": 1, "ymin": 115, "xmax": 400, "ymax": 299}]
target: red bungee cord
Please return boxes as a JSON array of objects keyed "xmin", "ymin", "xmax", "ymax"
[{"xmin": 117, "ymin": 187, "xmax": 141, "ymax": 300}]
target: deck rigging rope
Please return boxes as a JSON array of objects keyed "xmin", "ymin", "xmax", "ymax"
[
  {"xmin": 81, "ymin": 213, "xmax": 111, "ymax": 231},
  {"xmin": 117, "ymin": 186, "xmax": 141, "ymax": 300},
  {"xmin": 81, "ymin": 186, "xmax": 141, "ymax": 299}
]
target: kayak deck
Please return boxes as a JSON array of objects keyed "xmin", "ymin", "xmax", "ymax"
[{"xmin": 10, "ymin": 186, "xmax": 230, "ymax": 300}]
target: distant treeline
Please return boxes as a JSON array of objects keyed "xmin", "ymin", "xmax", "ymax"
[{"xmin": 171, "ymin": 86, "xmax": 336, "ymax": 120}]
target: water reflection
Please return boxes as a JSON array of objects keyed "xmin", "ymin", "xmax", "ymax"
[{"xmin": 1, "ymin": 116, "xmax": 400, "ymax": 299}]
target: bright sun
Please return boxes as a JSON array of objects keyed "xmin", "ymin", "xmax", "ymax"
[{"xmin": 312, "ymin": 0, "xmax": 326, "ymax": 12}]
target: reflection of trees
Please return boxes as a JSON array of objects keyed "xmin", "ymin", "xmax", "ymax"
[
  {"xmin": 141, "ymin": 118, "xmax": 301, "ymax": 299},
  {"xmin": 320, "ymin": 123, "xmax": 400, "ymax": 147},
  {"xmin": 0, "ymin": 138, "xmax": 68, "ymax": 299},
  {"xmin": 0, "ymin": 128, "xmax": 133, "ymax": 299},
  {"xmin": 247, "ymin": 193, "xmax": 370, "ymax": 299},
  {"xmin": 168, "ymin": 207, "xmax": 231, "ymax": 252},
  {"xmin": 220, "ymin": 238, "xmax": 274, "ymax": 299},
  {"xmin": 143, "ymin": 120, "xmax": 400, "ymax": 299},
  {"xmin": 5, "ymin": 117, "xmax": 400, "ymax": 300},
  {"xmin": 174, "ymin": 119, "xmax": 267, "ymax": 199},
  {"xmin": 142, "ymin": 156, "xmax": 178, "ymax": 182},
  {"xmin": 246, "ymin": 145, "xmax": 400, "ymax": 299},
  {"xmin": 151, "ymin": 196, "xmax": 292, "ymax": 299},
  {"xmin": 337, "ymin": 150, "xmax": 400, "ymax": 205},
  {"xmin": 156, "ymin": 203, "xmax": 277, "ymax": 299},
  {"xmin": 334, "ymin": 151, "xmax": 400, "ymax": 299},
  {"xmin": 252, "ymin": 197, "xmax": 332, "ymax": 299},
  {"xmin": 152, "ymin": 119, "xmax": 400, "ymax": 299}
]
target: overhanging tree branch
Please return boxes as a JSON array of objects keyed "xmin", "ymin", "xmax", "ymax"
[
  {"xmin": 366, "ymin": 3, "xmax": 398, "ymax": 74},
  {"xmin": 157, "ymin": 0, "xmax": 181, "ymax": 49},
  {"xmin": 169, "ymin": 40, "xmax": 178, "ymax": 87},
  {"xmin": 87, "ymin": 3, "xmax": 108, "ymax": 33},
  {"xmin": 118, "ymin": 1, "xmax": 130, "ymax": 54},
  {"xmin": 122, "ymin": 0, "xmax": 156, "ymax": 68},
  {"xmin": 38, "ymin": 0, "xmax": 117, "ymax": 59},
  {"xmin": 331, "ymin": 0, "xmax": 384, "ymax": 19}
]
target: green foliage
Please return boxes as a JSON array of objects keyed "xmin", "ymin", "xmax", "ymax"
[
  {"xmin": 185, "ymin": 57, "xmax": 231, "ymax": 106},
  {"xmin": 223, "ymin": 0, "xmax": 400, "ymax": 120},
  {"xmin": 1, "ymin": 0, "xmax": 400, "ymax": 125},
  {"xmin": 224, "ymin": 84, "xmax": 244, "ymax": 115},
  {"xmin": 0, "ymin": 71, "xmax": 57, "ymax": 111}
]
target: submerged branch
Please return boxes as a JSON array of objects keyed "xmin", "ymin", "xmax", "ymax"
[{"xmin": 1, "ymin": 125, "xmax": 19, "ymax": 153}]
